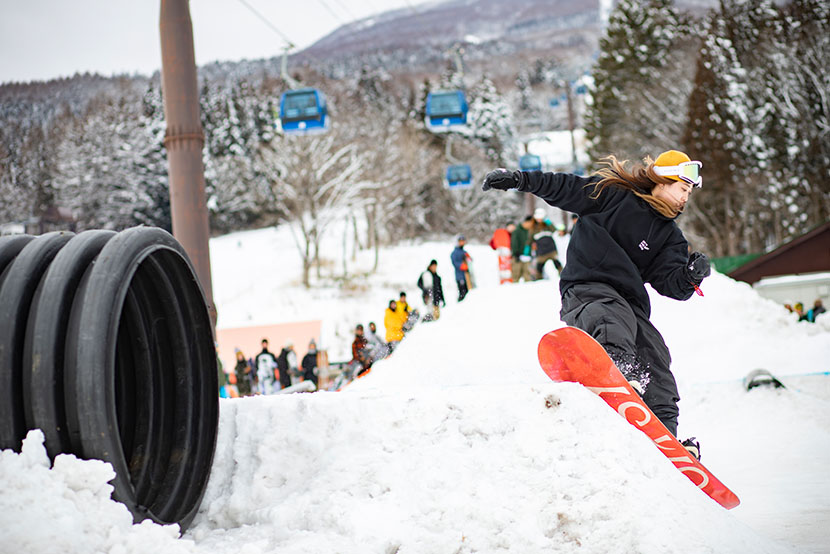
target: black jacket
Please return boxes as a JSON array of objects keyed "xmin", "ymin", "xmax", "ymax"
[
  {"xmin": 417, "ymin": 269, "xmax": 445, "ymax": 306},
  {"xmin": 530, "ymin": 221, "xmax": 558, "ymax": 256},
  {"xmin": 276, "ymin": 348, "xmax": 293, "ymax": 388},
  {"xmin": 431, "ymin": 271, "xmax": 445, "ymax": 305},
  {"xmin": 517, "ymin": 171, "xmax": 698, "ymax": 316},
  {"xmin": 301, "ymin": 352, "xmax": 317, "ymax": 381}
]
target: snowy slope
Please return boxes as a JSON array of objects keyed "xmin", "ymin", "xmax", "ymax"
[{"xmin": 1, "ymin": 225, "xmax": 829, "ymax": 553}]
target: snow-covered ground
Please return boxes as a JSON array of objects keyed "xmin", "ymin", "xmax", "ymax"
[{"xmin": 2, "ymin": 224, "xmax": 829, "ymax": 553}]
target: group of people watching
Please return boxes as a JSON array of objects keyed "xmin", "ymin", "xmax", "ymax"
[
  {"xmin": 786, "ymin": 299, "xmax": 826, "ymax": 323},
  {"xmin": 223, "ymin": 338, "xmax": 320, "ymax": 397},
  {"xmin": 345, "ymin": 272, "xmax": 448, "ymax": 382},
  {"xmin": 507, "ymin": 208, "xmax": 570, "ymax": 282}
]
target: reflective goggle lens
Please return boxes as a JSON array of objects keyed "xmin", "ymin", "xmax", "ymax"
[{"xmin": 680, "ymin": 163, "xmax": 700, "ymax": 182}]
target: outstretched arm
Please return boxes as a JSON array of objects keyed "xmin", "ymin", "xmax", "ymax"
[{"xmin": 482, "ymin": 169, "xmax": 601, "ymax": 215}]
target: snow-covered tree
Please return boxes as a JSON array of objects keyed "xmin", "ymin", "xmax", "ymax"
[
  {"xmin": 683, "ymin": 0, "xmax": 806, "ymax": 256},
  {"xmin": 255, "ymin": 129, "xmax": 370, "ymax": 287},
  {"xmin": 586, "ymin": 0, "xmax": 696, "ymax": 164},
  {"xmin": 466, "ymin": 76, "xmax": 515, "ymax": 164}
]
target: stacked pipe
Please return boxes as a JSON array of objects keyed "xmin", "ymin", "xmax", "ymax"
[{"xmin": 0, "ymin": 227, "xmax": 218, "ymax": 531}]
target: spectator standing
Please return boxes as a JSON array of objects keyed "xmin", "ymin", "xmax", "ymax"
[
  {"xmin": 277, "ymin": 340, "xmax": 299, "ymax": 388},
  {"xmin": 385, "ymin": 300, "xmax": 407, "ymax": 352},
  {"xmin": 302, "ymin": 340, "xmax": 319, "ymax": 386},
  {"xmin": 807, "ymin": 299, "xmax": 826, "ymax": 322},
  {"xmin": 794, "ymin": 302, "xmax": 808, "ymax": 322},
  {"xmin": 397, "ymin": 291, "xmax": 411, "ymax": 313},
  {"xmin": 511, "ymin": 216, "xmax": 534, "ymax": 282},
  {"xmin": 234, "ymin": 349, "xmax": 254, "ymax": 396},
  {"xmin": 418, "ymin": 259, "xmax": 445, "ymax": 321},
  {"xmin": 255, "ymin": 339, "xmax": 278, "ymax": 395},
  {"xmin": 217, "ymin": 343, "xmax": 228, "ymax": 397},
  {"xmin": 418, "ymin": 262, "xmax": 435, "ymax": 308},
  {"xmin": 530, "ymin": 207, "xmax": 563, "ymax": 279},
  {"xmin": 451, "ymin": 235, "xmax": 473, "ymax": 301}
]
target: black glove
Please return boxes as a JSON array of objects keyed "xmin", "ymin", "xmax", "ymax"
[
  {"xmin": 686, "ymin": 251, "xmax": 711, "ymax": 281},
  {"xmin": 481, "ymin": 169, "xmax": 520, "ymax": 191}
]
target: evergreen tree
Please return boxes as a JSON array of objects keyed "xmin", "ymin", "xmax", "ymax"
[
  {"xmin": 779, "ymin": 0, "xmax": 830, "ymax": 233},
  {"xmin": 585, "ymin": 0, "xmax": 695, "ymax": 164},
  {"xmin": 683, "ymin": 0, "xmax": 800, "ymax": 255}
]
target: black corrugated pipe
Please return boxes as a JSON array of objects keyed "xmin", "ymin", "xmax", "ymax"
[{"xmin": 0, "ymin": 227, "xmax": 218, "ymax": 532}]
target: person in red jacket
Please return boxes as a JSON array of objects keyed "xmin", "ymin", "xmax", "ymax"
[{"xmin": 350, "ymin": 324, "xmax": 371, "ymax": 376}]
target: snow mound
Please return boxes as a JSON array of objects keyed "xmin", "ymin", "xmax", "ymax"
[
  {"xmin": 0, "ymin": 430, "xmax": 193, "ymax": 554},
  {"xmin": 189, "ymin": 386, "xmax": 783, "ymax": 554}
]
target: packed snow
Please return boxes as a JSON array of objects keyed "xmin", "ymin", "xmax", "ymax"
[{"xmin": 2, "ymin": 224, "xmax": 829, "ymax": 554}]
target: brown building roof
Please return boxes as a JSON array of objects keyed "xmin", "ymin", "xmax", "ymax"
[{"xmin": 729, "ymin": 222, "xmax": 830, "ymax": 285}]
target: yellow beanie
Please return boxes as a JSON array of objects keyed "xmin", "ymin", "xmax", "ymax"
[{"xmin": 654, "ymin": 150, "xmax": 692, "ymax": 181}]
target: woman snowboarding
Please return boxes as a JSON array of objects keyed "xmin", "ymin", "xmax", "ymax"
[{"xmin": 482, "ymin": 150, "xmax": 711, "ymax": 445}]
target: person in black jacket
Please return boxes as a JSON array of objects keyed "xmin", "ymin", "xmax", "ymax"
[
  {"xmin": 529, "ymin": 208, "xmax": 563, "ymax": 279},
  {"xmin": 417, "ymin": 259, "xmax": 446, "ymax": 321},
  {"xmin": 301, "ymin": 340, "xmax": 318, "ymax": 386},
  {"xmin": 482, "ymin": 150, "xmax": 711, "ymax": 438},
  {"xmin": 276, "ymin": 340, "xmax": 298, "ymax": 389}
]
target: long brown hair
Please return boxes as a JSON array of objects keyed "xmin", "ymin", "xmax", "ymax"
[{"xmin": 591, "ymin": 155, "xmax": 679, "ymax": 218}]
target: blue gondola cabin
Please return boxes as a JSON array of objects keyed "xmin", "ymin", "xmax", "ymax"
[
  {"xmin": 444, "ymin": 164, "xmax": 473, "ymax": 189},
  {"xmin": 425, "ymin": 90, "xmax": 468, "ymax": 133},
  {"xmin": 279, "ymin": 88, "xmax": 329, "ymax": 134},
  {"xmin": 519, "ymin": 154, "xmax": 542, "ymax": 172}
]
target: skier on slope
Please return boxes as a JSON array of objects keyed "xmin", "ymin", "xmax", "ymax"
[{"xmin": 482, "ymin": 150, "xmax": 711, "ymax": 455}]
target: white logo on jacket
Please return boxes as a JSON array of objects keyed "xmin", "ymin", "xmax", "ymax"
[{"xmin": 638, "ymin": 240, "xmax": 649, "ymax": 251}]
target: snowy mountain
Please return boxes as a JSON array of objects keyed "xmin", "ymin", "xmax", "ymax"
[
  {"xmin": 297, "ymin": 0, "xmax": 718, "ymax": 77},
  {"xmin": 1, "ymin": 225, "xmax": 828, "ymax": 553}
]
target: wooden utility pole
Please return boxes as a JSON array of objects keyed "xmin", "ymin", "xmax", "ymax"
[{"xmin": 159, "ymin": 0, "xmax": 217, "ymax": 331}]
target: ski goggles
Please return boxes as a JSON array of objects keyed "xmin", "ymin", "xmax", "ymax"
[{"xmin": 653, "ymin": 160, "xmax": 703, "ymax": 187}]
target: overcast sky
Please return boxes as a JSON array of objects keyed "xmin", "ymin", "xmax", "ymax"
[{"xmin": 0, "ymin": 0, "xmax": 430, "ymax": 84}]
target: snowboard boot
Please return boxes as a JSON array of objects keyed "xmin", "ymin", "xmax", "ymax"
[
  {"xmin": 607, "ymin": 349, "xmax": 650, "ymax": 397},
  {"xmin": 681, "ymin": 437, "xmax": 701, "ymax": 461},
  {"xmin": 627, "ymin": 380, "xmax": 645, "ymax": 396}
]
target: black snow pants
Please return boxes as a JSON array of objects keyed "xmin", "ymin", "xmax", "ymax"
[{"xmin": 560, "ymin": 282, "xmax": 680, "ymax": 436}]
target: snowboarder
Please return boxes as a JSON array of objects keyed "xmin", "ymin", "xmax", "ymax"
[
  {"xmin": 365, "ymin": 321, "xmax": 390, "ymax": 362},
  {"xmin": 482, "ymin": 150, "xmax": 711, "ymax": 443}
]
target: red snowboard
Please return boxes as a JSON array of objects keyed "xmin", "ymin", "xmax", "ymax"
[
  {"xmin": 489, "ymin": 228, "xmax": 512, "ymax": 284},
  {"xmin": 538, "ymin": 326, "xmax": 740, "ymax": 510}
]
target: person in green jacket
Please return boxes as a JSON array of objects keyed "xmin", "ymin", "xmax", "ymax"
[{"xmin": 510, "ymin": 215, "xmax": 534, "ymax": 282}]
